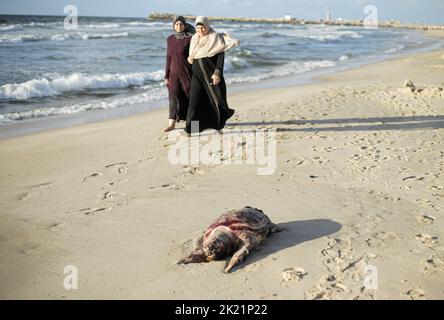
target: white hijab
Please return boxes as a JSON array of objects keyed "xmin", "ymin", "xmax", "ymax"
[{"xmin": 189, "ymin": 16, "xmax": 240, "ymax": 60}]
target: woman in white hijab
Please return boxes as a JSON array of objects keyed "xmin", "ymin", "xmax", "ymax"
[{"xmin": 185, "ymin": 16, "xmax": 239, "ymax": 134}]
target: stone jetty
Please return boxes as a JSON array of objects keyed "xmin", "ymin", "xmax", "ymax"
[{"xmin": 148, "ymin": 13, "xmax": 444, "ymax": 31}]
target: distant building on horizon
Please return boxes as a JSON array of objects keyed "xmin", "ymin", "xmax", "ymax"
[{"xmin": 326, "ymin": 8, "xmax": 332, "ymax": 21}]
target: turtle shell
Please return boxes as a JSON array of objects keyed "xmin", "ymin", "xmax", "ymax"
[
  {"xmin": 178, "ymin": 206, "xmax": 278, "ymax": 269},
  {"xmin": 204, "ymin": 206, "xmax": 275, "ymax": 242}
]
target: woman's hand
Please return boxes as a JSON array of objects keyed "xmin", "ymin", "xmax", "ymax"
[
  {"xmin": 211, "ymin": 74, "xmax": 221, "ymax": 86},
  {"xmin": 164, "ymin": 79, "xmax": 169, "ymax": 87},
  {"xmin": 187, "ymin": 57, "xmax": 194, "ymax": 64}
]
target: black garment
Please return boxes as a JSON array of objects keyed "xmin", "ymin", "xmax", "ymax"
[
  {"xmin": 168, "ymin": 74, "xmax": 189, "ymax": 120},
  {"xmin": 165, "ymin": 34, "xmax": 193, "ymax": 121},
  {"xmin": 185, "ymin": 52, "xmax": 235, "ymax": 133}
]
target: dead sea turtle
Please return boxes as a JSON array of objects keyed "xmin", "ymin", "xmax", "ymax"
[{"xmin": 178, "ymin": 206, "xmax": 280, "ymax": 273}]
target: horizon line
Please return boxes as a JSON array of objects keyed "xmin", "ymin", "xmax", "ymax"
[{"xmin": 0, "ymin": 12, "xmax": 442, "ymax": 25}]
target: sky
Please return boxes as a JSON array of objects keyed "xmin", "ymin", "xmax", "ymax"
[{"xmin": 0, "ymin": 0, "xmax": 443, "ymax": 24}]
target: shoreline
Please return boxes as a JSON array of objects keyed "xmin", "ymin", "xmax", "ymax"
[{"xmin": 1, "ymin": 29, "xmax": 443, "ymax": 140}]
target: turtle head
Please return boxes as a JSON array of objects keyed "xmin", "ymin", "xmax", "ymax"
[{"xmin": 203, "ymin": 227, "xmax": 235, "ymax": 261}]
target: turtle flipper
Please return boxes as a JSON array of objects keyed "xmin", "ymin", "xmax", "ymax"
[
  {"xmin": 178, "ymin": 250, "xmax": 208, "ymax": 264},
  {"xmin": 224, "ymin": 245, "xmax": 250, "ymax": 273},
  {"xmin": 178, "ymin": 235, "xmax": 208, "ymax": 264}
]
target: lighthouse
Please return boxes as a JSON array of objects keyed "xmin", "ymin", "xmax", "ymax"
[{"xmin": 326, "ymin": 8, "xmax": 332, "ymax": 21}]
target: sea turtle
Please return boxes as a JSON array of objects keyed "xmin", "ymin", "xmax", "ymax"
[{"xmin": 178, "ymin": 206, "xmax": 280, "ymax": 273}]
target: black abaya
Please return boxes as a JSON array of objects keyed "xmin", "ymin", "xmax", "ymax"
[
  {"xmin": 185, "ymin": 52, "xmax": 234, "ymax": 133},
  {"xmin": 165, "ymin": 34, "xmax": 192, "ymax": 121}
]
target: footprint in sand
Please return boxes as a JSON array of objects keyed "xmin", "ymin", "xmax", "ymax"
[
  {"xmin": 357, "ymin": 212, "xmax": 385, "ymax": 223},
  {"xmin": 138, "ymin": 157, "xmax": 157, "ymax": 164},
  {"xmin": 109, "ymin": 179, "xmax": 129, "ymax": 186},
  {"xmin": 276, "ymin": 172, "xmax": 292, "ymax": 182},
  {"xmin": 304, "ymin": 286, "xmax": 332, "ymax": 300},
  {"xmin": 18, "ymin": 181, "xmax": 56, "ymax": 200},
  {"xmin": 18, "ymin": 241, "xmax": 42, "ymax": 254},
  {"xmin": 101, "ymin": 191, "xmax": 125, "ymax": 200},
  {"xmin": 105, "ymin": 162, "xmax": 129, "ymax": 174},
  {"xmin": 30, "ymin": 181, "xmax": 55, "ymax": 188},
  {"xmin": 305, "ymin": 278, "xmax": 352, "ymax": 300},
  {"xmin": 429, "ymin": 185, "xmax": 443, "ymax": 192},
  {"xmin": 49, "ymin": 222, "xmax": 66, "ymax": 232},
  {"xmin": 118, "ymin": 166, "xmax": 128, "ymax": 174},
  {"xmin": 416, "ymin": 215, "xmax": 436, "ymax": 225},
  {"xmin": 82, "ymin": 173, "xmax": 103, "ymax": 183},
  {"xmin": 365, "ymin": 231, "xmax": 399, "ymax": 248},
  {"xmin": 416, "ymin": 199, "xmax": 440, "ymax": 212},
  {"xmin": 81, "ymin": 207, "xmax": 112, "ymax": 215},
  {"xmin": 415, "ymin": 233, "xmax": 439, "ymax": 248},
  {"xmin": 149, "ymin": 183, "xmax": 184, "ymax": 191},
  {"xmin": 320, "ymin": 146, "xmax": 337, "ymax": 153},
  {"xmin": 150, "ymin": 184, "xmax": 172, "ymax": 191},
  {"xmin": 285, "ymin": 158, "xmax": 306, "ymax": 168},
  {"xmin": 312, "ymin": 156, "xmax": 330, "ymax": 166},
  {"xmin": 105, "ymin": 162, "xmax": 128, "ymax": 168},
  {"xmin": 281, "ymin": 267, "xmax": 308, "ymax": 282},
  {"xmin": 406, "ymin": 289, "xmax": 426, "ymax": 300},
  {"xmin": 374, "ymin": 192, "xmax": 402, "ymax": 203},
  {"xmin": 173, "ymin": 166, "xmax": 205, "ymax": 179},
  {"xmin": 422, "ymin": 255, "xmax": 444, "ymax": 275},
  {"xmin": 314, "ymin": 237, "xmax": 378, "ymax": 299}
]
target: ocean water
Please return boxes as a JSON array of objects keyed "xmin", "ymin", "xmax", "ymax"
[{"xmin": 0, "ymin": 15, "xmax": 441, "ymax": 128}]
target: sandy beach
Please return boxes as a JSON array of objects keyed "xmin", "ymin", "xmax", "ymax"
[{"xmin": 1, "ymin": 34, "xmax": 443, "ymax": 299}]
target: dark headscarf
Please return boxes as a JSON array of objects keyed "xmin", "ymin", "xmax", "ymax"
[{"xmin": 173, "ymin": 15, "xmax": 195, "ymax": 39}]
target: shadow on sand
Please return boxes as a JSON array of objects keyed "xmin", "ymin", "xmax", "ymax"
[
  {"xmin": 224, "ymin": 115, "xmax": 444, "ymax": 133},
  {"xmin": 230, "ymin": 218, "xmax": 342, "ymax": 272}
]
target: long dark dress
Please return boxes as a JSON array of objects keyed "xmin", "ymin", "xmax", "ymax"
[
  {"xmin": 185, "ymin": 52, "xmax": 235, "ymax": 133},
  {"xmin": 165, "ymin": 34, "xmax": 192, "ymax": 121}
]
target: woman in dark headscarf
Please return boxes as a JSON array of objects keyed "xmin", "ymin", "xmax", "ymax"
[
  {"xmin": 164, "ymin": 16, "xmax": 195, "ymax": 132},
  {"xmin": 185, "ymin": 16, "xmax": 239, "ymax": 134}
]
